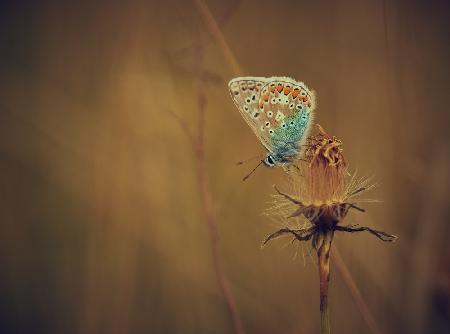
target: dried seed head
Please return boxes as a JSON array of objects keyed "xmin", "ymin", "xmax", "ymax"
[
  {"xmin": 264, "ymin": 125, "xmax": 397, "ymax": 250},
  {"xmin": 266, "ymin": 125, "xmax": 374, "ymax": 230},
  {"xmin": 305, "ymin": 124, "xmax": 347, "ymax": 204}
]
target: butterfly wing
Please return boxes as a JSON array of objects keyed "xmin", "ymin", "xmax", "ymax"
[
  {"xmin": 229, "ymin": 76, "xmax": 316, "ymax": 163},
  {"xmin": 228, "ymin": 77, "xmax": 275, "ymax": 152},
  {"xmin": 257, "ymin": 77, "xmax": 316, "ymax": 161}
]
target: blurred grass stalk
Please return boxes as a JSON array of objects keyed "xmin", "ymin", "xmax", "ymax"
[
  {"xmin": 193, "ymin": 70, "xmax": 245, "ymax": 334},
  {"xmin": 264, "ymin": 126, "xmax": 397, "ymax": 333},
  {"xmin": 170, "ymin": 28, "xmax": 245, "ymax": 332},
  {"xmin": 189, "ymin": 2, "xmax": 246, "ymax": 331}
]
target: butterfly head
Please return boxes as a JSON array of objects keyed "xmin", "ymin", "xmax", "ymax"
[{"xmin": 263, "ymin": 154, "xmax": 277, "ymax": 167}]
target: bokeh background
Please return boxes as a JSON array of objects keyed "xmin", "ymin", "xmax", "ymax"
[{"xmin": 1, "ymin": 0, "xmax": 449, "ymax": 333}]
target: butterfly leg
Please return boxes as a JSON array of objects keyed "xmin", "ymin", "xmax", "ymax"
[{"xmin": 282, "ymin": 161, "xmax": 305, "ymax": 178}]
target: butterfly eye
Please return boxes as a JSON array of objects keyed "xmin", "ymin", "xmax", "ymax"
[
  {"xmin": 289, "ymin": 103, "xmax": 295, "ymax": 109},
  {"xmin": 267, "ymin": 111, "xmax": 273, "ymax": 118},
  {"xmin": 252, "ymin": 95, "xmax": 256, "ymax": 101},
  {"xmin": 245, "ymin": 98, "xmax": 251, "ymax": 104},
  {"xmin": 290, "ymin": 121, "xmax": 295, "ymax": 126},
  {"xmin": 243, "ymin": 106, "xmax": 249, "ymax": 112},
  {"xmin": 296, "ymin": 104, "xmax": 303, "ymax": 110},
  {"xmin": 253, "ymin": 112, "xmax": 260, "ymax": 118},
  {"xmin": 271, "ymin": 98, "xmax": 277, "ymax": 104},
  {"xmin": 282, "ymin": 123, "xmax": 287, "ymax": 128},
  {"xmin": 269, "ymin": 129, "xmax": 274, "ymax": 135},
  {"xmin": 265, "ymin": 121, "xmax": 270, "ymax": 127}
]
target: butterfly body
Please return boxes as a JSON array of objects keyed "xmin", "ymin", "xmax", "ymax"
[{"xmin": 228, "ymin": 76, "xmax": 315, "ymax": 168}]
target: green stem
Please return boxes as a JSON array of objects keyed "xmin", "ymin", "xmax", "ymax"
[{"xmin": 317, "ymin": 230, "xmax": 334, "ymax": 334}]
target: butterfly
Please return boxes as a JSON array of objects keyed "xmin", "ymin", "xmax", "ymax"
[{"xmin": 228, "ymin": 76, "xmax": 316, "ymax": 170}]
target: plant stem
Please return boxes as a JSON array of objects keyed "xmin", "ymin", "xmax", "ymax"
[
  {"xmin": 317, "ymin": 230, "xmax": 334, "ymax": 334},
  {"xmin": 193, "ymin": 46, "xmax": 245, "ymax": 334}
]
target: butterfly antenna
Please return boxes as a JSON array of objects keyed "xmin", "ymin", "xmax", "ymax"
[
  {"xmin": 242, "ymin": 160, "xmax": 264, "ymax": 181},
  {"xmin": 236, "ymin": 154, "xmax": 263, "ymax": 165}
]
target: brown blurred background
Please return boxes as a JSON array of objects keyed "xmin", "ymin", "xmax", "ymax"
[{"xmin": 0, "ymin": 0, "xmax": 449, "ymax": 333}]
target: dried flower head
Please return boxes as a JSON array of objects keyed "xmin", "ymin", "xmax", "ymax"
[
  {"xmin": 264, "ymin": 124, "xmax": 397, "ymax": 248},
  {"xmin": 305, "ymin": 124, "xmax": 346, "ymax": 203}
]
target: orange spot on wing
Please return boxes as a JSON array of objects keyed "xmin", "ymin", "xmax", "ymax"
[
  {"xmin": 270, "ymin": 85, "xmax": 276, "ymax": 92},
  {"xmin": 284, "ymin": 87, "xmax": 291, "ymax": 95},
  {"xmin": 277, "ymin": 84, "xmax": 283, "ymax": 92},
  {"xmin": 292, "ymin": 89, "xmax": 300, "ymax": 98},
  {"xmin": 262, "ymin": 93, "xmax": 270, "ymax": 102}
]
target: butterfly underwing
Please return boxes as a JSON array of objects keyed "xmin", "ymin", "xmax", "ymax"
[{"xmin": 228, "ymin": 76, "xmax": 316, "ymax": 167}]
